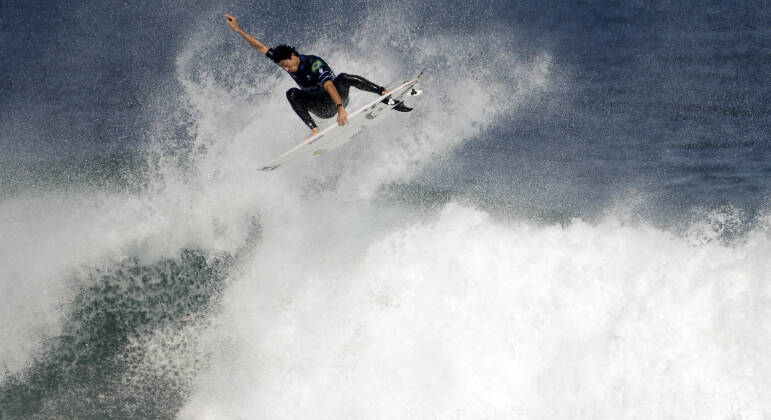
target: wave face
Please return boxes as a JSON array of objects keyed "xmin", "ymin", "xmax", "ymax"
[
  {"xmin": 1, "ymin": 252, "xmax": 235, "ymax": 418},
  {"xmin": 2, "ymin": 0, "xmax": 770, "ymax": 418}
]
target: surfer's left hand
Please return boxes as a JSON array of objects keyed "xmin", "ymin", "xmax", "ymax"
[
  {"xmin": 337, "ymin": 107, "xmax": 348, "ymax": 126},
  {"xmin": 224, "ymin": 14, "xmax": 240, "ymax": 31}
]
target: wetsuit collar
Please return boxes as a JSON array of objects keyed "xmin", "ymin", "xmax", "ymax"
[{"xmin": 297, "ymin": 54, "xmax": 307, "ymax": 73}]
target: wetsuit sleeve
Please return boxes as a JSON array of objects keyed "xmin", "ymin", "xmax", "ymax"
[
  {"xmin": 265, "ymin": 48, "xmax": 275, "ymax": 61},
  {"xmin": 311, "ymin": 58, "xmax": 334, "ymax": 85}
]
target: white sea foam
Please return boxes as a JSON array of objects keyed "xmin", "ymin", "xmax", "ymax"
[
  {"xmin": 165, "ymin": 22, "xmax": 771, "ymax": 414},
  {"xmin": 180, "ymin": 201, "xmax": 770, "ymax": 419}
]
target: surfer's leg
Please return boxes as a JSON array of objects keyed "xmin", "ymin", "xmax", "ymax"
[
  {"xmin": 287, "ymin": 88, "xmax": 339, "ymax": 123},
  {"xmin": 305, "ymin": 90, "xmax": 338, "ymax": 119},
  {"xmin": 334, "ymin": 73, "xmax": 387, "ymax": 96},
  {"xmin": 286, "ymin": 88, "xmax": 318, "ymax": 129},
  {"xmin": 331, "ymin": 75, "xmax": 351, "ymax": 105},
  {"xmin": 335, "ymin": 73, "xmax": 411, "ymax": 112}
]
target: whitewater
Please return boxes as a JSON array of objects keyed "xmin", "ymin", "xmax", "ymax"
[{"xmin": 1, "ymin": 1, "xmax": 770, "ymax": 419}]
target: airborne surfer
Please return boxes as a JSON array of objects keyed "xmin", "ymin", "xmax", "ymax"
[{"xmin": 225, "ymin": 14, "xmax": 407, "ymax": 139}]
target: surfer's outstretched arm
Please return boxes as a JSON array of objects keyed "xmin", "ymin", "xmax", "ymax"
[
  {"xmin": 224, "ymin": 14, "xmax": 270, "ymax": 55},
  {"xmin": 323, "ymin": 80, "xmax": 349, "ymax": 126}
]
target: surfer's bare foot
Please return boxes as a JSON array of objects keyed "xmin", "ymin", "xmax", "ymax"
[
  {"xmin": 381, "ymin": 89, "xmax": 390, "ymax": 96},
  {"xmin": 306, "ymin": 127, "xmax": 320, "ymax": 140}
]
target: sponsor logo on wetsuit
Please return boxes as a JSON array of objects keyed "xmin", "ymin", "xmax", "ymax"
[{"xmin": 290, "ymin": 55, "xmax": 334, "ymax": 92}]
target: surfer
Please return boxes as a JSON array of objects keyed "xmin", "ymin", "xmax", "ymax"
[{"xmin": 225, "ymin": 14, "xmax": 400, "ymax": 138}]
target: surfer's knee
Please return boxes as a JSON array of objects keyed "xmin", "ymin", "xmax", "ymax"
[
  {"xmin": 334, "ymin": 73, "xmax": 355, "ymax": 86},
  {"xmin": 337, "ymin": 73, "xmax": 383, "ymax": 95},
  {"xmin": 286, "ymin": 88, "xmax": 300, "ymax": 103}
]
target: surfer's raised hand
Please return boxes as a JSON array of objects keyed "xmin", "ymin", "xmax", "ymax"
[
  {"xmin": 224, "ymin": 14, "xmax": 240, "ymax": 31},
  {"xmin": 225, "ymin": 15, "xmax": 270, "ymax": 55}
]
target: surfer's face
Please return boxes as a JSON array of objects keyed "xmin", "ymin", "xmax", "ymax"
[{"xmin": 278, "ymin": 54, "xmax": 301, "ymax": 73}]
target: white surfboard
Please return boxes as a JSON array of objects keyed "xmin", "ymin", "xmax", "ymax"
[{"xmin": 260, "ymin": 77, "xmax": 422, "ymax": 171}]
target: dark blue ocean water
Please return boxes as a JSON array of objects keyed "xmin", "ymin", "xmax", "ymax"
[
  {"xmin": 2, "ymin": 1, "xmax": 769, "ymax": 218},
  {"xmin": 1, "ymin": 1, "xmax": 770, "ymax": 418}
]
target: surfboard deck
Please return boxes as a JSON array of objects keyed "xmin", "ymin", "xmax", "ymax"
[{"xmin": 260, "ymin": 77, "xmax": 422, "ymax": 171}]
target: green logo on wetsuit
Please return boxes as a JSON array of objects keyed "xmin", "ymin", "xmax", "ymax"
[{"xmin": 312, "ymin": 60, "xmax": 323, "ymax": 73}]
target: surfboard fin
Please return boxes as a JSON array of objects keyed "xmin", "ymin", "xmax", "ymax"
[
  {"xmin": 392, "ymin": 102, "xmax": 413, "ymax": 112},
  {"xmin": 381, "ymin": 96, "xmax": 413, "ymax": 112},
  {"xmin": 381, "ymin": 97, "xmax": 411, "ymax": 111}
]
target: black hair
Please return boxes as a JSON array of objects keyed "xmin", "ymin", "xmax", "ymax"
[{"xmin": 269, "ymin": 44, "xmax": 298, "ymax": 63}]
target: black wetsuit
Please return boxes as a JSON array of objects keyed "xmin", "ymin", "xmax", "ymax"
[{"xmin": 266, "ymin": 50, "xmax": 385, "ymax": 129}]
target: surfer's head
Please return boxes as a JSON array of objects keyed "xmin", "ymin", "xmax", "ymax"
[{"xmin": 271, "ymin": 45, "xmax": 300, "ymax": 73}]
